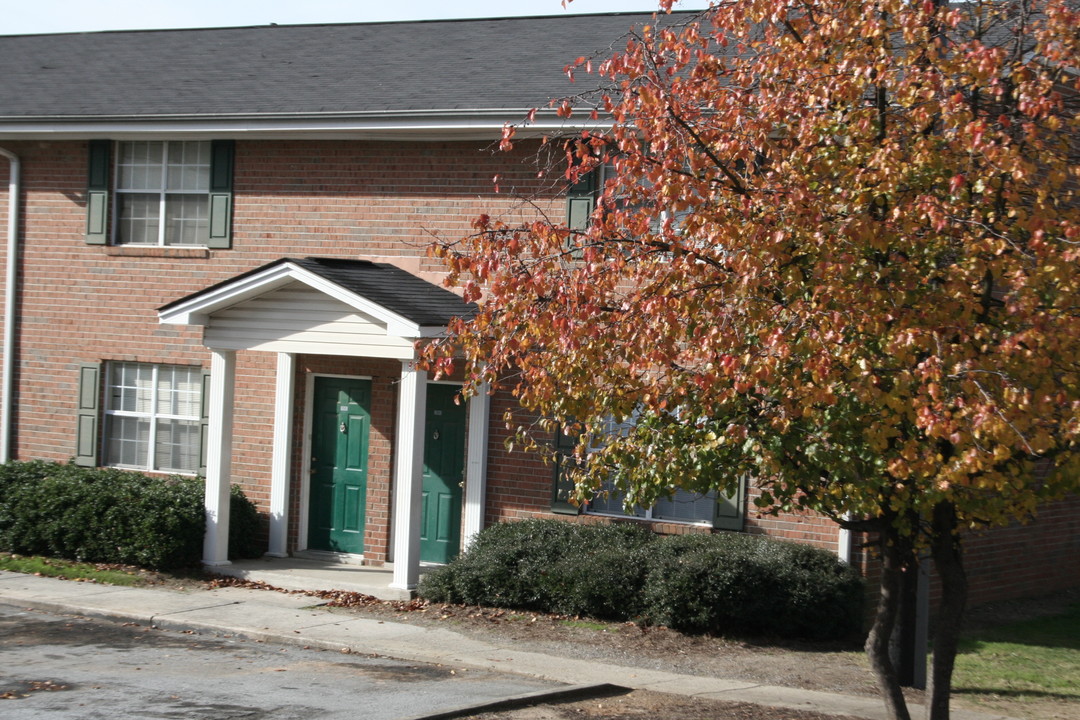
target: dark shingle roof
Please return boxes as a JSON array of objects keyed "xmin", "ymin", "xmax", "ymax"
[
  {"xmin": 290, "ymin": 257, "xmax": 476, "ymax": 326},
  {"xmin": 159, "ymin": 257, "xmax": 476, "ymax": 327},
  {"xmin": 0, "ymin": 13, "xmax": 694, "ymax": 121}
]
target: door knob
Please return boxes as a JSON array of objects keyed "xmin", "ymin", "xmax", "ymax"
[{"xmin": 339, "ymin": 422, "xmax": 347, "ymax": 434}]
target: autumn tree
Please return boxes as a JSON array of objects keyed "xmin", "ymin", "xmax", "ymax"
[{"xmin": 425, "ymin": 2, "xmax": 1079, "ymax": 719}]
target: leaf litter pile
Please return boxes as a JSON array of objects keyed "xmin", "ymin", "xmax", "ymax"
[{"xmin": 206, "ymin": 574, "xmax": 569, "ymax": 623}]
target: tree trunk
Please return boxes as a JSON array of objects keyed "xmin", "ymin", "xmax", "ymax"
[
  {"xmin": 891, "ymin": 510, "xmax": 926, "ymax": 689},
  {"xmin": 926, "ymin": 501, "xmax": 968, "ymax": 720},
  {"xmin": 891, "ymin": 554, "xmax": 920, "ymax": 688},
  {"xmin": 866, "ymin": 526, "xmax": 913, "ymax": 720}
]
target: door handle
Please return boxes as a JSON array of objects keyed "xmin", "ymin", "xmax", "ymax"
[{"xmin": 340, "ymin": 422, "xmax": 347, "ymax": 434}]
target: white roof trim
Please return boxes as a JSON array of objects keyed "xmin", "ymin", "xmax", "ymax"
[
  {"xmin": 158, "ymin": 261, "xmax": 426, "ymax": 339},
  {"xmin": 0, "ymin": 112, "xmax": 610, "ymax": 142}
]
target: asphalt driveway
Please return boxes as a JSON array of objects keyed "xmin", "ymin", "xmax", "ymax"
[{"xmin": 0, "ymin": 605, "xmax": 560, "ymax": 719}]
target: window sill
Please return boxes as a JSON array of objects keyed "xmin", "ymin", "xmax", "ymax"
[
  {"xmin": 104, "ymin": 246, "xmax": 211, "ymax": 259},
  {"xmin": 584, "ymin": 509, "xmax": 715, "ymax": 530},
  {"xmin": 106, "ymin": 465, "xmax": 199, "ymax": 478}
]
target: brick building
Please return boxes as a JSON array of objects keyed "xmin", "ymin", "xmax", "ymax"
[{"xmin": 0, "ymin": 14, "xmax": 1074, "ymax": 600}]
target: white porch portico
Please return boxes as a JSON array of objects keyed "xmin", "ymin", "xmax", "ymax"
[{"xmin": 158, "ymin": 257, "xmax": 485, "ymax": 591}]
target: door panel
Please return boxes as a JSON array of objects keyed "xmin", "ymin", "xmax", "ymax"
[
  {"xmin": 420, "ymin": 384, "xmax": 466, "ymax": 564},
  {"xmin": 307, "ymin": 377, "xmax": 370, "ymax": 554},
  {"xmin": 435, "ymin": 493, "xmax": 455, "ymax": 543}
]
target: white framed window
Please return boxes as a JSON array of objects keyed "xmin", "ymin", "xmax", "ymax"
[
  {"xmin": 114, "ymin": 141, "xmax": 211, "ymax": 246},
  {"xmin": 104, "ymin": 362, "xmax": 202, "ymax": 473},
  {"xmin": 588, "ymin": 483, "xmax": 720, "ymax": 524},
  {"xmin": 580, "ymin": 413, "xmax": 744, "ymax": 528}
]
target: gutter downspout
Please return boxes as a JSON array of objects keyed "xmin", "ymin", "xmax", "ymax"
[
  {"xmin": 0, "ymin": 147, "xmax": 19, "ymax": 463},
  {"xmin": 837, "ymin": 512, "xmax": 853, "ymax": 564}
]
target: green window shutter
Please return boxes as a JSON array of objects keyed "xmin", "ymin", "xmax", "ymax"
[
  {"xmin": 199, "ymin": 369, "xmax": 211, "ymax": 476},
  {"xmin": 565, "ymin": 169, "xmax": 597, "ymax": 231},
  {"xmin": 713, "ymin": 476, "xmax": 746, "ymax": 531},
  {"xmin": 74, "ymin": 363, "xmax": 101, "ymax": 466},
  {"xmin": 551, "ymin": 425, "xmax": 581, "ymax": 515},
  {"xmin": 566, "ymin": 196, "xmax": 594, "ymax": 231},
  {"xmin": 85, "ymin": 140, "xmax": 111, "ymax": 245},
  {"xmin": 207, "ymin": 140, "xmax": 234, "ymax": 249}
]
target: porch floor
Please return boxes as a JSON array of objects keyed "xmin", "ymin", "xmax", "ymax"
[{"xmin": 208, "ymin": 556, "xmax": 426, "ymax": 601}]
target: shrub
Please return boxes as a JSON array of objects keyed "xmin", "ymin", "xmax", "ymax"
[
  {"xmin": 0, "ymin": 460, "xmax": 263, "ymax": 569},
  {"xmin": 419, "ymin": 518, "xmax": 863, "ymax": 640},
  {"xmin": 419, "ymin": 519, "xmax": 652, "ymax": 616},
  {"xmin": 642, "ymin": 533, "xmax": 864, "ymax": 640},
  {"xmin": 228, "ymin": 484, "xmax": 264, "ymax": 560},
  {"xmin": 540, "ymin": 523, "xmax": 654, "ymax": 619},
  {"xmin": 419, "ymin": 519, "xmax": 587, "ymax": 608}
]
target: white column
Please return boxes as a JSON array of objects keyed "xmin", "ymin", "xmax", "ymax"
[
  {"xmin": 267, "ymin": 352, "xmax": 295, "ymax": 558},
  {"xmin": 462, "ymin": 382, "xmax": 490, "ymax": 548},
  {"xmin": 203, "ymin": 348, "xmax": 237, "ymax": 566},
  {"xmin": 390, "ymin": 360, "xmax": 427, "ymax": 591}
]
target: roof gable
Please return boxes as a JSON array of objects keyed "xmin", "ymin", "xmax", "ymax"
[{"xmin": 159, "ymin": 257, "xmax": 476, "ymax": 337}]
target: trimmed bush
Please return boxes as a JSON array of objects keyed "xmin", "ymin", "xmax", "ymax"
[
  {"xmin": 0, "ymin": 460, "xmax": 263, "ymax": 569},
  {"xmin": 642, "ymin": 533, "xmax": 864, "ymax": 639},
  {"xmin": 420, "ymin": 519, "xmax": 653, "ymax": 617},
  {"xmin": 228, "ymin": 484, "xmax": 265, "ymax": 561},
  {"xmin": 419, "ymin": 518, "xmax": 863, "ymax": 640}
]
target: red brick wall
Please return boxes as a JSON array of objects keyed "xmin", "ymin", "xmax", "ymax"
[
  {"xmin": 2, "ymin": 138, "xmax": 1075, "ymax": 606},
  {"xmin": 2, "ymin": 137, "xmax": 557, "ymax": 563},
  {"xmin": 961, "ymin": 495, "xmax": 1080, "ymax": 605},
  {"xmin": 483, "ymin": 394, "xmax": 554, "ymax": 525},
  {"xmin": 826, "ymin": 496, "xmax": 1080, "ymax": 613}
]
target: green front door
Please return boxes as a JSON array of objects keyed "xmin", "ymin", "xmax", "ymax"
[
  {"xmin": 308, "ymin": 377, "xmax": 371, "ymax": 555},
  {"xmin": 420, "ymin": 384, "xmax": 467, "ymax": 564}
]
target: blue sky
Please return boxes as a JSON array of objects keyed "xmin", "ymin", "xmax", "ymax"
[{"xmin": 7, "ymin": 1, "xmax": 711, "ymax": 35}]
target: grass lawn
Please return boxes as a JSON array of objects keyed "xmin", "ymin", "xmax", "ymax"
[
  {"xmin": 952, "ymin": 600, "xmax": 1080, "ymax": 719},
  {"xmin": 0, "ymin": 553, "xmax": 144, "ymax": 586}
]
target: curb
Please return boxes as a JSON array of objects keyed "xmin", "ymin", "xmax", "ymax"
[
  {"xmin": 396, "ymin": 683, "xmax": 630, "ymax": 720},
  {"xmin": 0, "ymin": 597, "xmax": 421, "ymax": 662}
]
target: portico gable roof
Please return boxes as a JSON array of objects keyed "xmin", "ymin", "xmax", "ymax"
[{"xmin": 158, "ymin": 256, "xmax": 476, "ymax": 340}]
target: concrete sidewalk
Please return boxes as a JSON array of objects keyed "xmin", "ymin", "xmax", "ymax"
[{"xmin": 0, "ymin": 570, "xmax": 1014, "ymax": 720}]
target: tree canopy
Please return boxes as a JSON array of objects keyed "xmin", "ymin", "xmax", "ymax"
[{"xmin": 426, "ymin": 2, "xmax": 1078, "ymax": 717}]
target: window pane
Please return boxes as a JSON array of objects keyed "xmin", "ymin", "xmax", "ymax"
[
  {"xmin": 154, "ymin": 419, "xmax": 200, "ymax": 473},
  {"xmin": 163, "ymin": 195, "xmax": 208, "ymax": 246},
  {"xmin": 106, "ymin": 415, "xmax": 150, "ymax": 468},
  {"xmin": 166, "ymin": 141, "xmax": 211, "ymax": 191},
  {"xmin": 117, "ymin": 141, "xmax": 164, "ymax": 191},
  {"xmin": 116, "ymin": 193, "xmax": 160, "ymax": 245},
  {"xmin": 653, "ymin": 489, "xmax": 716, "ymax": 523},
  {"xmin": 156, "ymin": 366, "xmax": 201, "ymax": 417},
  {"xmin": 588, "ymin": 481, "xmax": 647, "ymax": 518},
  {"xmin": 109, "ymin": 363, "xmax": 153, "ymax": 413}
]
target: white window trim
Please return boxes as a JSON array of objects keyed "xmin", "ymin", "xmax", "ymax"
[
  {"xmin": 586, "ymin": 487, "xmax": 718, "ymax": 526},
  {"xmin": 581, "ymin": 411, "xmax": 717, "ymax": 526},
  {"xmin": 104, "ymin": 362, "xmax": 202, "ymax": 474},
  {"xmin": 111, "ymin": 140, "xmax": 211, "ymax": 247}
]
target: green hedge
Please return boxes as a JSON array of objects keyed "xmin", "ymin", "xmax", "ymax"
[
  {"xmin": 419, "ymin": 519, "xmax": 863, "ymax": 640},
  {"xmin": 419, "ymin": 520, "xmax": 654, "ymax": 619},
  {"xmin": 642, "ymin": 533, "xmax": 865, "ymax": 639},
  {"xmin": 0, "ymin": 460, "xmax": 263, "ymax": 570}
]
